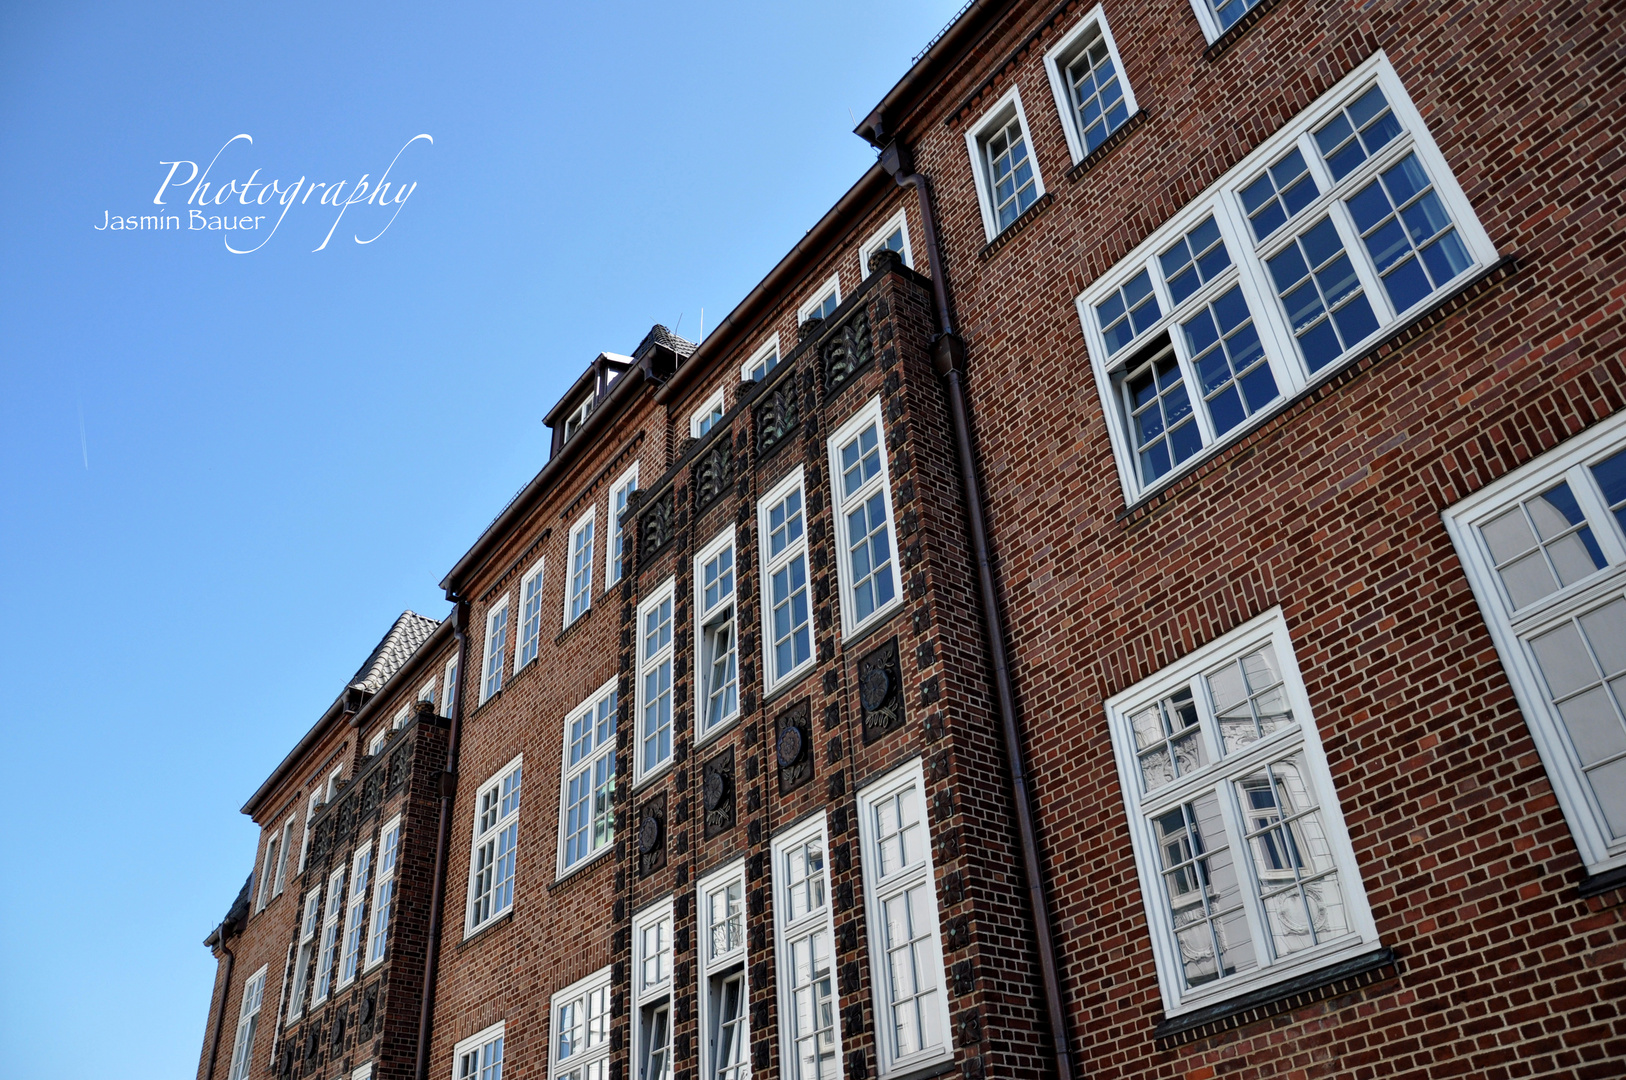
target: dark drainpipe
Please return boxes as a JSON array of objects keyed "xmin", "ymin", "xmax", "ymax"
[
  {"xmin": 881, "ymin": 139, "xmax": 1076, "ymax": 1080},
  {"xmin": 202, "ymin": 927, "xmax": 236, "ymax": 1080},
  {"xmin": 414, "ymin": 597, "xmax": 470, "ymax": 1080}
]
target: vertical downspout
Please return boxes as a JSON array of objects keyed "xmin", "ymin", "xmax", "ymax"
[
  {"xmin": 203, "ymin": 931, "xmax": 236, "ymax": 1080},
  {"xmin": 881, "ymin": 140, "xmax": 1076, "ymax": 1080},
  {"xmin": 414, "ymin": 597, "xmax": 470, "ymax": 1080}
]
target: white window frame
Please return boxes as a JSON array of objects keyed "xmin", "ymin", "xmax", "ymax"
[
  {"xmin": 608, "ymin": 462, "xmax": 640, "ymax": 586},
  {"xmin": 859, "ymin": 209, "xmax": 914, "ymax": 273},
  {"xmin": 772, "ymin": 812, "xmax": 843, "ymax": 1080},
  {"xmin": 856, "ymin": 759, "xmax": 951, "ymax": 1075},
  {"xmin": 691, "ymin": 387, "xmax": 728, "ymax": 439},
  {"xmin": 697, "ymin": 860, "xmax": 749, "ymax": 1080},
  {"xmin": 964, "ymin": 86, "xmax": 1046, "ymax": 243},
  {"xmin": 797, "ymin": 274, "xmax": 842, "ymax": 326},
  {"xmin": 464, "ymin": 753, "xmax": 524, "ymax": 938},
  {"xmin": 1105, "ymin": 608, "xmax": 1379, "ymax": 1017},
  {"xmin": 633, "ymin": 898, "xmax": 676, "ymax": 1080},
  {"xmin": 287, "ymin": 885, "xmax": 322, "ymax": 1021},
  {"xmin": 353, "ymin": 1065, "xmax": 375, "ymax": 1080},
  {"xmin": 516, "ymin": 557, "xmax": 546, "ymax": 673},
  {"xmin": 566, "ymin": 507, "xmax": 597, "ymax": 627},
  {"xmin": 312, "ymin": 862, "xmax": 348, "ymax": 1007},
  {"xmin": 272, "ymin": 815, "xmax": 295, "ymax": 899},
  {"xmin": 337, "ymin": 841, "xmax": 374, "ymax": 990},
  {"xmin": 636, "ymin": 579, "xmax": 678, "ymax": 785},
  {"xmin": 695, "ymin": 527, "xmax": 741, "ymax": 744},
  {"xmin": 827, "ymin": 398, "xmax": 903, "ymax": 639},
  {"xmin": 1442, "ymin": 409, "xmax": 1626, "ymax": 877},
  {"xmin": 226, "ymin": 964, "xmax": 268, "ymax": 1080},
  {"xmin": 255, "ymin": 827, "xmax": 282, "ymax": 912},
  {"xmin": 741, "ymin": 334, "xmax": 783, "ymax": 384},
  {"xmin": 298, "ymin": 789, "xmax": 323, "ymax": 873},
  {"xmin": 452, "ymin": 1020, "xmax": 506, "ymax": 1080},
  {"xmin": 1077, "ymin": 52, "xmax": 1496, "ymax": 505},
  {"xmin": 556, "ymin": 677, "xmax": 620, "ymax": 875},
  {"xmin": 443, "ymin": 655, "xmax": 460, "ymax": 719},
  {"xmin": 418, "ymin": 675, "xmax": 438, "ymax": 710},
  {"xmin": 370, "ymin": 728, "xmax": 390, "ymax": 756},
  {"xmin": 1185, "ymin": 0, "xmax": 1263, "ymax": 44},
  {"xmin": 550, "ymin": 967, "xmax": 612, "ymax": 1080},
  {"xmin": 481, "ymin": 594, "xmax": 511, "ymax": 705},
  {"xmin": 759, "ymin": 467, "xmax": 815, "ymax": 693},
  {"xmin": 1041, "ymin": 6, "xmax": 1138, "ymax": 166},
  {"xmin": 367, "ymin": 813, "xmax": 403, "ymax": 970}
]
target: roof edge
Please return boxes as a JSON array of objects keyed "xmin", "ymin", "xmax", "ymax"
[{"xmin": 854, "ymin": 0, "xmax": 1019, "ymax": 146}]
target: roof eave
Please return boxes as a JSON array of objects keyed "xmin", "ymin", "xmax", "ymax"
[{"xmin": 854, "ymin": 0, "xmax": 1017, "ymax": 147}]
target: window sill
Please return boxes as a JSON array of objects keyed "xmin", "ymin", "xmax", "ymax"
[
  {"xmin": 1065, "ymin": 109, "xmax": 1148, "ymax": 183},
  {"xmin": 694, "ymin": 710, "xmax": 745, "ymax": 751},
  {"xmin": 978, "ymin": 191, "xmax": 1054, "ymax": 262},
  {"xmin": 761, "ymin": 663, "xmax": 819, "ymax": 712},
  {"xmin": 879, "ymin": 1056, "xmax": 957, "ymax": 1080},
  {"xmin": 457, "ymin": 907, "xmax": 515, "ymax": 951},
  {"xmin": 632, "ymin": 757, "xmax": 676, "ymax": 794},
  {"xmin": 555, "ymin": 604, "xmax": 597, "ymax": 647},
  {"xmin": 552, "ymin": 844, "xmax": 616, "ymax": 892},
  {"xmin": 1577, "ymin": 862, "xmax": 1626, "ymax": 901},
  {"xmin": 1153, "ymin": 945, "xmax": 1398, "ymax": 1047},
  {"xmin": 840, "ymin": 601, "xmax": 907, "ymax": 654},
  {"xmin": 1203, "ymin": 0, "xmax": 1287, "ymax": 63}
]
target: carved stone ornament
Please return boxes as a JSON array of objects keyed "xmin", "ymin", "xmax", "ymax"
[
  {"xmin": 694, "ymin": 443, "xmax": 732, "ymax": 514},
  {"xmin": 386, "ymin": 742, "xmax": 411, "ymax": 795},
  {"xmin": 755, "ymin": 383, "xmax": 801, "ymax": 458},
  {"xmin": 640, "ymin": 489, "xmax": 675, "ymax": 565},
  {"xmin": 822, "ymin": 307, "xmax": 873, "ymax": 398},
  {"xmin": 359, "ymin": 768, "xmax": 383, "ymax": 821},
  {"xmin": 776, "ymin": 700, "xmax": 813, "ymax": 795},
  {"xmin": 637, "ymin": 793, "xmax": 667, "ymax": 878},
  {"xmin": 867, "ymin": 246, "xmax": 905, "ymax": 276},
  {"xmin": 703, "ymin": 746, "xmax": 735, "ymax": 838},
  {"xmin": 858, "ymin": 637, "xmax": 906, "ymax": 745}
]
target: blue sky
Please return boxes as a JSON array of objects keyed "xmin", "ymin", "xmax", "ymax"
[{"xmin": 0, "ymin": 2, "xmax": 960, "ymax": 1075}]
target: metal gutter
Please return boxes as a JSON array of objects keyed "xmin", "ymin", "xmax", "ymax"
[{"xmin": 854, "ymin": 0, "xmax": 1018, "ymax": 147}]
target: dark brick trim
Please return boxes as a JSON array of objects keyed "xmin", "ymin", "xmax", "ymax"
[
  {"xmin": 1577, "ymin": 863, "xmax": 1626, "ymax": 899},
  {"xmin": 453, "ymin": 906, "xmax": 515, "ymax": 951},
  {"xmin": 1153, "ymin": 946, "xmax": 1398, "ymax": 1047},
  {"xmin": 1117, "ymin": 256, "xmax": 1519, "ymax": 526},
  {"xmin": 945, "ymin": 0, "xmax": 1085, "ymax": 127},
  {"xmin": 1202, "ymin": 0, "xmax": 1288, "ymax": 63},
  {"xmin": 1064, "ymin": 109, "xmax": 1149, "ymax": 183},
  {"xmin": 979, "ymin": 192, "xmax": 1055, "ymax": 261}
]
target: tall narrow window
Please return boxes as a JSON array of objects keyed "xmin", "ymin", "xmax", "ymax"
[
  {"xmin": 696, "ymin": 530, "xmax": 739, "ymax": 740},
  {"xmin": 1443, "ymin": 412, "xmax": 1626, "ymax": 878},
  {"xmin": 698, "ymin": 862, "xmax": 748, "ymax": 1080},
  {"xmin": 828, "ymin": 401, "xmax": 901, "ymax": 638},
  {"xmin": 443, "ymin": 655, "xmax": 460, "ymax": 719},
  {"xmin": 558, "ymin": 679, "xmax": 619, "ymax": 873},
  {"xmin": 226, "ymin": 965, "xmax": 267, "ymax": 1080},
  {"xmin": 634, "ymin": 901, "xmax": 675, "ymax": 1080},
  {"xmin": 742, "ymin": 336, "xmax": 782, "ymax": 384},
  {"xmin": 466, "ymin": 755, "xmax": 523, "ymax": 936},
  {"xmin": 518, "ymin": 559, "xmax": 546, "ymax": 672},
  {"xmin": 298, "ymin": 790, "xmax": 322, "ymax": 873},
  {"xmin": 454, "ymin": 1022, "xmax": 505, "ymax": 1080},
  {"xmin": 312, "ymin": 863, "xmax": 348, "ymax": 1005},
  {"xmin": 367, "ymin": 814, "xmax": 402, "ymax": 969},
  {"xmin": 692, "ymin": 389, "xmax": 727, "ymax": 439},
  {"xmin": 966, "ymin": 90, "xmax": 1044, "ymax": 239},
  {"xmin": 419, "ymin": 676, "xmax": 438, "ymax": 710},
  {"xmin": 567, "ymin": 509, "xmax": 596, "ymax": 626},
  {"xmin": 1105, "ymin": 609, "xmax": 1379, "ymax": 1016},
  {"xmin": 860, "ymin": 211, "xmax": 913, "ymax": 274},
  {"xmin": 287, "ymin": 886, "xmax": 321, "ymax": 1021},
  {"xmin": 857, "ymin": 762, "xmax": 950, "ymax": 1075},
  {"xmin": 759, "ymin": 469, "xmax": 813, "ymax": 691},
  {"xmin": 637, "ymin": 583, "xmax": 676, "ymax": 781},
  {"xmin": 338, "ymin": 842, "xmax": 373, "ymax": 988},
  {"xmin": 272, "ymin": 816, "xmax": 294, "ymax": 899},
  {"xmin": 255, "ymin": 829, "xmax": 282, "ymax": 912},
  {"xmin": 551, "ymin": 969, "xmax": 612, "ymax": 1080},
  {"xmin": 608, "ymin": 463, "xmax": 640, "ymax": 586},
  {"xmin": 773, "ymin": 814, "xmax": 841, "ymax": 1080},
  {"xmin": 482, "ymin": 596, "xmax": 510, "ymax": 705},
  {"xmin": 1044, "ymin": 12, "xmax": 1137, "ymax": 164}
]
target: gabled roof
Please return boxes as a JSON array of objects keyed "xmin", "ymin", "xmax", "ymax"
[{"xmin": 636, "ymin": 324, "xmax": 698, "ymax": 360}]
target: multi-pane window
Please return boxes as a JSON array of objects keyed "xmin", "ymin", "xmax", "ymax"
[
  {"xmin": 1044, "ymin": 14, "xmax": 1137, "ymax": 163},
  {"xmin": 454, "ymin": 1022, "xmax": 505, "ymax": 1080},
  {"xmin": 800, "ymin": 276, "xmax": 841, "ymax": 326},
  {"xmin": 634, "ymin": 901, "xmax": 675, "ymax": 1080},
  {"xmin": 442, "ymin": 655, "xmax": 460, "ymax": 719},
  {"xmin": 370, "ymin": 728, "xmax": 390, "ymax": 756},
  {"xmin": 1078, "ymin": 56, "xmax": 1495, "ymax": 501},
  {"xmin": 272, "ymin": 816, "xmax": 294, "ymax": 898},
  {"xmin": 1105, "ymin": 609, "xmax": 1378, "ymax": 1015},
  {"xmin": 861, "ymin": 211, "xmax": 913, "ymax": 274},
  {"xmin": 287, "ymin": 886, "xmax": 322, "ymax": 1020},
  {"xmin": 979, "ymin": 103, "xmax": 1040, "ymax": 233},
  {"xmin": 1444, "ymin": 413, "xmax": 1626, "ymax": 877},
  {"xmin": 518, "ymin": 559, "xmax": 546, "ymax": 672},
  {"xmin": 692, "ymin": 390, "xmax": 726, "ymax": 439},
  {"xmin": 568, "ymin": 510, "xmax": 596, "ymax": 626},
  {"xmin": 828, "ymin": 401, "xmax": 901, "ymax": 637},
  {"xmin": 255, "ymin": 829, "xmax": 282, "ymax": 912},
  {"xmin": 419, "ymin": 675, "xmax": 438, "ymax": 711},
  {"xmin": 857, "ymin": 762, "xmax": 950, "ymax": 1075},
  {"xmin": 551, "ymin": 969, "xmax": 612, "ymax": 1080},
  {"xmin": 226, "ymin": 965, "xmax": 267, "ymax": 1080},
  {"xmin": 742, "ymin": 336, "xmax": 782, "ymax": 384},
  {"xmin": 558, "ymin": 679, "xmax": 618, "ymax": 873},
  {"xmin": 367, "ymin": 814, "xmax": 402, "ymax": 969},
  {"xmin": 608, "ymin": 463, "xmax": 639, "ymax": 585},
  {"xmin": 338, "ymin": 842, "xmax": 373, "ymax": 988},
  {"xmin": 466, "ymin": 756, "xmax": 523, "ymax": 936},
  {"xmin": 312, "ymin": 863, "xmax": 348, "ymax": 1005},
  {"xmin": 698, "ymin": 862, "xmax": 748, "ymax": 1080},
  {"xmin": 759, "ymin": 470, "xmax": 813, "ymax": 690},
  {"xmin": 482, "ymin": 597, "xmax": 510, "ymax": 705},
  {"xmin": 638, "ymin": 582, "xmax": 676, "ymax": 781},
  {"xmin": 773, "ymin": 814, "xmax": 841, "ymax": 1080},
  {"xmin": 696, "ymin": 531, "xmax": 740, "ymax": 740}
]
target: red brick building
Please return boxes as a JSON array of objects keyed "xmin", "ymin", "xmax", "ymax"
[{"xmin": 199, "ymin": 1, "xmax": 1626, "ymax": 1079}]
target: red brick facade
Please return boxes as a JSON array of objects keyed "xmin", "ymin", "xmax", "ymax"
[{"xmin": 200, "ymin": 2, "xmax": 1626, "ymax": 1079}]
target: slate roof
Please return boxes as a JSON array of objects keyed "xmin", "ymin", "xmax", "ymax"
[
  {"xmin": 344, "ymin": 610, "xmax": 441, "ymax": 695},
  {"xmin": 636, "ymin": 323, "xmax": 699, "ymax": 360}
]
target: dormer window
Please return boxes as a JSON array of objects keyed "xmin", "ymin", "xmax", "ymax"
[{"xmin": 562, "ymin": 396, "xmax": 595, "ymax": 444}]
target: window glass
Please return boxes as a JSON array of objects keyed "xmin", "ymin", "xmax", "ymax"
[{"xmin": 986, "ymin": 115, "xmax": 1039, "ymax": 230}]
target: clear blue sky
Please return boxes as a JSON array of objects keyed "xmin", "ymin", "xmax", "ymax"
[{"xmin": 0, "ymin": 2, "xmax": 960, "ymax": 1075}]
